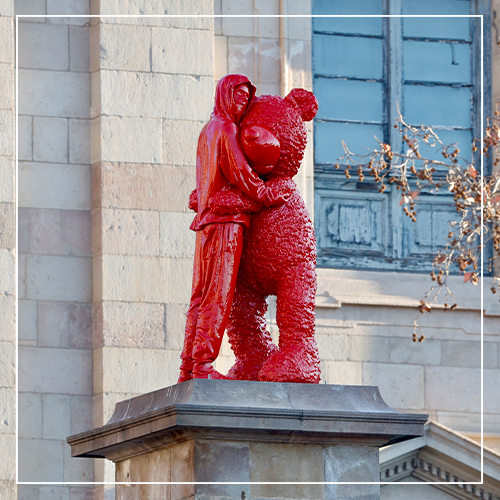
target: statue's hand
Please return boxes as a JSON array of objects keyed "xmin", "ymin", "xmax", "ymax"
[
  {"xmin": 188, "ymin": 189, "xmax": 198, "ymax": 212},
  {"xmin": 209, "ymin": 188, "xmax": 261, "ymax": 215},
  {"xmin": 264, "ymin": 177, "xmax": 296, "ymax": 207}
]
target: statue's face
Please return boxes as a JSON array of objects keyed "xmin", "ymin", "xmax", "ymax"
[{"xmin": 233, "ymin": 84, "xmax": 251, "ymax": 122}]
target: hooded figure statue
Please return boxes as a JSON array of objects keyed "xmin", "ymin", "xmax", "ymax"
[{"xmin": 178, "ymin": 74, "xmax": 291, "ymax": 382}]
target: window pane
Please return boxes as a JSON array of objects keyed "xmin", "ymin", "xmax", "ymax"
[
  {"xmin": 406, "ymin": 129, "xmax": 472, "ymax": 162},
  {"xmin": 314, "ymin": 34, "xmax": 383, "ymax": 80},
  {"xmin": 404, "ymin": 40, "xmax": 471, "ymax": 83},
  {"xmin": 313, "ymin": 0, "xmax": 383, "ymax": 35},
  {"xmin": 315, "ymin": 122, "xmax": 385, "ymax": 164},
  {"xmin": 314, "ymin": 77, "xmax": 384, "ymax": 123},
  {"xmin": 402, "ymin": 0, "xmax": 471, "ymax": 40},
  {"xmin": 404, "ymin": 85, "xmax": 471, "ymax": 128}
]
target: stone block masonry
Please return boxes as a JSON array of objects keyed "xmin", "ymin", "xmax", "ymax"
[{"xmin": 16, "ymin": 8, "xmax": 94, "ymax": 494}]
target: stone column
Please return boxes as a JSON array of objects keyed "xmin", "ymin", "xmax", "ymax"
[
  {"xmin": 89, "ymin": 1, "xmax": 214, "ymax": 495},
  {"xmin": 68, "ymin": 380, "xmax": 428, "ymax": 500},
  {"xmin": 0, "ymin": 1, "xmax": 15, "ymax": 498}
]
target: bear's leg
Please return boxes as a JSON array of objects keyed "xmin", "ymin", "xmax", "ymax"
[
  {"xmin": 225, "ymin": 280, "xmax": 278, "ymax": 381},
  {"xmin": 258, "ymin": 261, "xmax": 321, "ymax": 383}
]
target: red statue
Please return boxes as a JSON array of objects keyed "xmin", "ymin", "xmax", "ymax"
[
  {"xmin": 178, "ymin": 74, "xmax": 321, "ymax": 384},
  {"xmin": 178, "ymin": 74, "xmax": 292, "ymax": 382}
]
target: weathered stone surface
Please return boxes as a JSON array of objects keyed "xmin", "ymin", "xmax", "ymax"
[
  {"xmin": 98, "ymin": 347, "xmax": 180, "ymax": 394},
  {"xmin": 0, "ymin": 64, "xmax": 13, "ymax": 110},
  {"xmin": 100, "ymin": 71, "xmax": 213, "ymax": 121},
  {"xmin": 101, "ymin": 116, "xmax": 162, "ymax": 164},
  {"xmin": 69, "ymin": 487, "xmax": 94, "ymax": 500},
  {"xmin": 100, "ymin": 301, "xmax": 165, "ymax": 348},
  {"xmin": 425, "ymin": 366, "xmax": 480, "ymax": 413},
  {"xmin": 214, "ymin": 35, "xmax": 227, "ymax": 81},
  {"xmin": 0, "ymin": 202, "xmax": 15, "ymax": 249},
  {"xmin": 152, "ymin": 27, "xmax": 213, "ymax": 75},
  {"xmin": 316, "ymin": 332, "xmax": 348, "ymax": 361},
  {"xmin": 30, "ymin": 208, "xmax": 92, "ymax": 256},
  {"xmin": 159, "ymin": 211, "xmax": 196, "ymax": 258},
  {"xmin": 19, "ymin": 346, "xmax": 92, "ymax": 395},
  {"xmin": 39, "ymin": 486, "xmax": 70, "ymax": 500},
  {"xmin": 390, "ymin": 338, "xmax": 441, "ymax": 366},
  {"xmin": 18, "ymin": 69, "xmax": 90, "ymax": 118},
  {"xmin": 0, "ymin": 341, "xmax": 15, "ymax": 388},
  {"xmin": 18, "ymin": 114, "xmax": 32, "ymax": 161},
  {"xmin": 69, "ymin": 119, "xmax": 90, "ymax": 164},
  {"xmin": 0, "ymin": 0, "xmax": 12, "ymax": 16},
  {"xmin": 98, "ymin": 0, "xmax": 213, "ymax": 29},
  {"xmin": 0, "ymin": 388, "xmax": 14, "ymax": 435},
  {"xmin": 0, "ymin": 435, "xmax": 15, "ymax": 480},
  {"xmin": 441, "ymin": 340, "xmax": 482, "ymax": 368},
  {"xmin": 18, "ymin": 299, "xmax": 37, "ymax": 342},
  {"xmin": 69, "ymin": 26, "xmax": 90, "ymax": 72},
  {"xmin": 19, "ymin": 163, "xmax": 91, "ymax": 210},
  {"xmin": 46, "ymin": 0, "xmax": 89, "ymax": 25},
  {"xmin": 324, "ymin": 445, "xmax": 379, "ymax": 500},
  {"xmin": 0, "ymin": 109, "xmax": 14, "ymax": 156},
  {"xmin": 484, "ymin": 369, "xmax": 500, "ymax": 414},
  {"xmin": 18, "ymin": 22, "xmax": 69, "ymax": 70},
  {"xmin": 100, "ymin": 255, "xmax": 192, "ymax": 304},
  {"xmin": 26, "ymin": 255, "xmax": 92, "ymax": 302},
  {"xmin": 99, "ymin": 24, "xmax": 151, "ymax": 72},
  {"xmin": 324, "ymin": 360, "xmax": 362, "ymax": 385},
  {"xmin": 363, "ymin": 363, "xmax": 424, "ymax": 410},
  {"xmin": 0, "ymin": 157, "xmax": 14, "ymax": 203},
  {"xmin": 98, "ymin": 162, "xmax": 195, "ymax": 212},
  {"xmin": 15, "ymin": 1, "xmax": 46, "ymax": 22},
  {"xmin": 251, "ymin": 442, "xmax": 323, "ymax": 498},
  {"xmin": 19, "ymin": 391, "xmax": 44, "ymax": 439},
  {"xmin": 63, "ymin": 442, "xmax": 93, "ymax": 482},
  {"xmin": 0, "ymin": 17, "xmax": 13, "ymax": 63},
  {"xmin": 18, "ymin": 438, "xmax": 63, "ymax": 482},
  {"xmin": 0, "ymin": 295, "xmax": 15, "ymax": 342},
  {"xmin": 162, "ymin": 119, "xmax": 204, "ymax": 166},
  {"xmin": 196, "ymin": 440, "xmax": 250, "ymax": 495},
  {"xmin": 43, "ymin": 394, "xmax": 71, "ymax": 440},
  {"xmin": 101, "ymin": 208, "xmax": 160, "ymax": 256},
  {"xmin": 33, "ymin": 116, "xmax": 68, "ymax": 162},
  {"xmin": 349, "ymin": 335, "xmax": 391, "ymax": 363},
  {"xmin": 0, "ymin": 482, "xmax": 18, "ymax": 500}
]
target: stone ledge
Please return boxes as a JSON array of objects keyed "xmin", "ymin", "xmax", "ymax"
[{"xmin": 67, "ymin": 380, "xmax": 427, "ymax": 462}]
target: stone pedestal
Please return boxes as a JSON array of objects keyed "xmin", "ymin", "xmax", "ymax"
[{"xmin": 67, "ymin": 380, "xmax": 427, "ymax": 500}]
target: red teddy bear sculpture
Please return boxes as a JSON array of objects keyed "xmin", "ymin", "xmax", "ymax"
[{"xmin": 210, "ymin": 88, "xmax": 321, "ymax": 384}]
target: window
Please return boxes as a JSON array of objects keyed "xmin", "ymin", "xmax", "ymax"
[{"xmin": 312, "ymin": 0, "xmax": 489, "ymax": 272}]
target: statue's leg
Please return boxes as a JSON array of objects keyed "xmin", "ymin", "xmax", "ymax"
[
  {"xmin": 191, "ymin": 223, "xmax": 244, "ymax": 379},
  {"xmin": 178, "ymin": 232, "xmax": 202, "ymax": 383},
  {"xmin": 225, "ymin": 279, "xmax": 277, "ymax": 381},
  {"xmin": 258, "ymin": 261, "xmax": 321, "ymax": 383}
]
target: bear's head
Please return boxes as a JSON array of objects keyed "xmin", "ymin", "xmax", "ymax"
[{"xmin": 239, "ymin": 88, "xmax": 318, "ymax": 179}]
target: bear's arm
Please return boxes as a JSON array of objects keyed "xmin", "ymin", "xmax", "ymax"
[
  {"xmin": 209, "ymin": 188, "xmax": 262, "ymax": 215},
  {"xmin": 209, "ymin": 178, "xmax": 296, "ymax": 215}
]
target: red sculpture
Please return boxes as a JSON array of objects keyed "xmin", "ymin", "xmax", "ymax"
[
  {"xmin": 178, "ymin": 74, "xmax": 292, "ymax": 382},
  {"xmin": 178, "ymin": 74, "xmax": 321, "ymax": 384}
]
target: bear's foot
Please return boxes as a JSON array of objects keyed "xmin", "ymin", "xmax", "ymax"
[
  {"xmin": 257, "ymin": 343, "xmax": 321, "ymax": 383},
  {"xmin": 226, "ymin": 343, "xmax": 279, "ymax": 381}
]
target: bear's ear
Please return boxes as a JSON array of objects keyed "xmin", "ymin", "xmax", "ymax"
[{"xmin": 285, "ymin": 88, "xmax": 318, "ymax": 122}]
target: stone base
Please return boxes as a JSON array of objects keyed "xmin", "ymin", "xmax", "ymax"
[{"xmin": 67, "ymin": 380, "xmax": 428, "ymax": 500}]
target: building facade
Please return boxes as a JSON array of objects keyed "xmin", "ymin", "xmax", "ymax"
[{"xmin": 0, "ymin": 0, "xmax": 499, "ymax": 499}]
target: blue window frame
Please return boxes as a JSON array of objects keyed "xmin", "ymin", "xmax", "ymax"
[{"xmin": 312, "ymin": 0, "xmax": 491, "ymax": 272}]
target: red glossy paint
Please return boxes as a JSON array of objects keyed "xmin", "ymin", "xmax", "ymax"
[{"xmin": 178, "ymin": 74, "xmax": 292, "ymax": 382}]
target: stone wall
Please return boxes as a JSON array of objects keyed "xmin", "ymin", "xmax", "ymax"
[
  {"xmin": 7, "ymin": 2, "xmax": 500, "ymax": 497},
  {"xmin": 0, "ymin": 1, "xmax": 16, "ymax": 498},
  {"xmin": 16, "ymin": 2, "xmax": 94, "ymax": 499}
]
